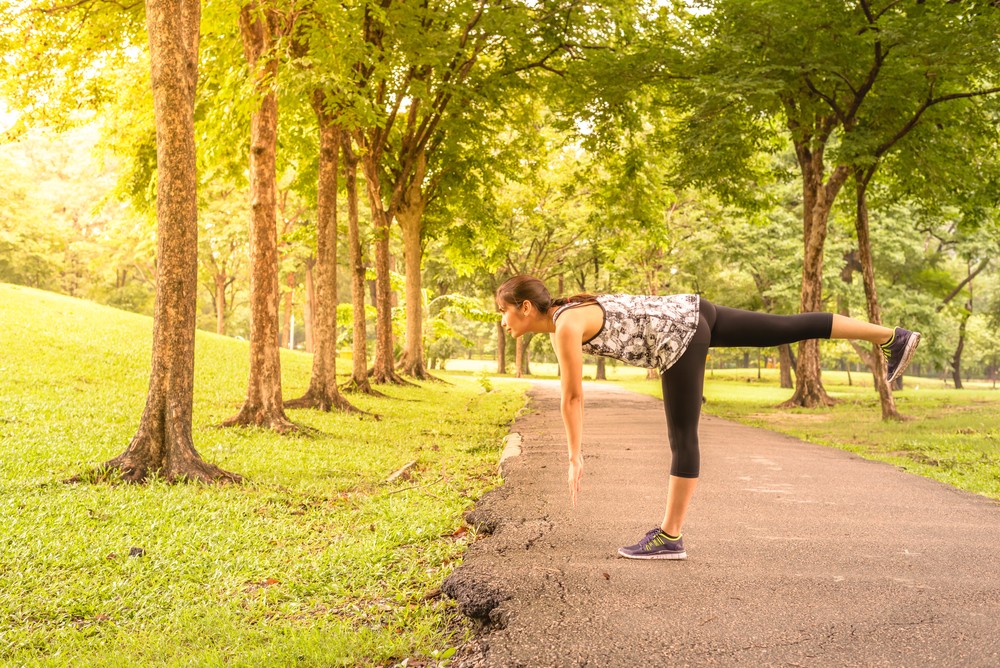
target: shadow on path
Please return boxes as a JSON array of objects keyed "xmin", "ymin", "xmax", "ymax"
[{"xmin": 444, "ymin": 381, "xmax": 1000, "ymax": 667}]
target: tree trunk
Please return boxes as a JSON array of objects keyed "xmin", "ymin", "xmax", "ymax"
[
  {"xmin": 514, "ymin": 337, "xmax": 524, "ymax": 378},
  {"xmin": 522, "ymin": 333, "xmax": 532, "ymax": 376},
  {"xmin": 782, "ymin": 151, "xmax": 847, "ymax": 408},
  {"xmin": 596, "ymin": 357, "xmax": 606, "ymax": 380},
  {"xmin": 285, "ymin": 100, "xmax": 358, "ymax": 413},
  {"xmin": 281, "ymin": 270, "xmax": 295, "ymax": 348},
  {"xmin": 778, "ymin": 344, "xmax": 794, "ymax": 389},
  {"xmin": 396, "ymin": 152, "xmax": 433, "ymax": 379},
  {"xmin": 853, "ymin": 174, "xmax": 900, "ymax": 419},
  {"xmin": 103, "ymin": 0, "xmax": 239, "ymax": 483},
  {"xmin": 303, "ymin": 258, "xmax": 314, "ymax": 353},
  {"xmin": 358, "ymin": 146, "xmax": 407, "ymax": 385},
  {"xmin": 223, "ymin": 3, "xmax": 294, "ymax": 432},
  {"xmin": 214, "ymin": 272, "xmax": 226, "ymax": 335},
  {"xmin": 952, "ymin": 303, "xmax": 971, "ymax": 390},
  {"xmin": 340, "ymin": 135, "xmax": 379, "ymax": 395},
  {"xmin": 496, "ymin": 321, "xmax": 506, "ymax": 374}
]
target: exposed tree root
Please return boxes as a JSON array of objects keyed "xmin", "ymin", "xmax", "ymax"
[
  {"xmin": 284, "ymin": 389, "xmax": 379, "ymax": 419},
  {"xmin": 778, "ymin": 392, "xmax": 837, "ymax": 409},
  {"xmin": 220, "ymin": 402, "xmax": 298, "ymax": 433},
  {"xmin": 396, "ymin": 360, "xmax": 449, "ymax": 383},
  {"xmin": 71, "ymin": 431, "xmax": 242, "ymax": 485},
  {"xmin": 368, "ymin": 366, "xmax": 417, "ymax": 386},
  {"xmin": 340, "ymin": 376, "xmax": 388, "ymax": 397}
]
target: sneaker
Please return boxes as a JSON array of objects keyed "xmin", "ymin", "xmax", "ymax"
[
  {"xmin": 618, "ymin": 527, "xmax": 687, "ymax": 560},
  {"xmin": 880, "ymin": 327, "xmax": 922, "ymax": 384}
]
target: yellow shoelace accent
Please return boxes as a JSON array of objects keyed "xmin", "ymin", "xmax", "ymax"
[
  {"xmin": 644, "ymin": 532, "xmax": 682, "ymax": 550},
  {"xmin": 880, "ymin": 332, "xmax": 896, "ymax": 362}
]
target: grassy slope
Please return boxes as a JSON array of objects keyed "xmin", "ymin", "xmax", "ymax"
[
  {"xmin": 0, "ymin": 284, "xmax": 527, "ymax": 667},
  {"xmin": 619, "ymin": 368, "xmax": 1000, "ymax": 501}
]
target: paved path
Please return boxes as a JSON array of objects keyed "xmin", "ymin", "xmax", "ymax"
[{"xmin": 444, "ymin": 381, "xmax": 1000, "ymax": 667}]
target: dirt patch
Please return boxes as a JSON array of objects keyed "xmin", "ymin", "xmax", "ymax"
[{"xmin": 441, "ymin": 569, "xmax": 510, "ymax": 625}]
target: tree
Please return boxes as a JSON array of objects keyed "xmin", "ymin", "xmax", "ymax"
[
  {"xmin": 222, "ymin": 2, "xmax": 295, "ymax": 432},
  {"xmin": 285, "ymin": 92, "xmax": 360, "ymax": 412},
  {"xmin": 104, "ymin": 0, "xmax": 239, "ymax": 483},
  {"xmin": 343, "ymin": 2, "xmax": 409, "ymax": 386},
  {"xmin": 340, "ymin": 134, "xmax": 381, "ymax": 395},
  {"xmin": 648, "ymin": 0, "xmax": 1000, "ymax": 408}
]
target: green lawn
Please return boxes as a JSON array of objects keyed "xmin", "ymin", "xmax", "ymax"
[
  {"xmin": 0, "ymin": 284, "xmax": 528, "ymax": 667},
  {"xmin": 619, "ymin": 368, "xmax": 1000, "ymax": 501}
]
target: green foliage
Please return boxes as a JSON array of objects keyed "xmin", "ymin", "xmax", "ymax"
[
  {"xmin": 0, "ymin": 283, "xmax": 528, "ymax": 665},
  {"xmin": 0, "ymin": 1, "xmax": 146, "ymax": 136}
]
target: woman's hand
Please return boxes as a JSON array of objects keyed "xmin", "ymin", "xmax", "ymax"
[{"xmin": 567, "ymin": 455, "xmax": 584, "ymax": 507}]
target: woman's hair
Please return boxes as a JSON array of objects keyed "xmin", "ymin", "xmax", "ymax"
[{"xmin": 495, "ymin": 275, "xmax": 599, "ymax": 313}]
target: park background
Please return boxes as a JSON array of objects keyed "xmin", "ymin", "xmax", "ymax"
[{"xmin": 1, "ymin": 0, "xmax": 999, "ymax": 665}]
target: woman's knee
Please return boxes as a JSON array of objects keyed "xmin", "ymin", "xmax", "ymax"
[{"xmin": 668, "ymin": 431, "xmax": 700, "ymax": 478}]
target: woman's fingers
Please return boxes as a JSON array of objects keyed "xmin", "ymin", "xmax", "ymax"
[{"xmin": 568, "ymin": 459, "xmax": 583, "ymax": 507}]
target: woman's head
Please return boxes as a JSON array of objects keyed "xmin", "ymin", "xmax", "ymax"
[
  {"xmin": 495, "ymin": 275, "xmax": 553, "ymax": 314},
  {"xmin": 495, "ymin": 275, "xmax": 598, "ymax": 337},
  {"xmin": 495, "ymin": 275, "xmax": 552, "ymax": 338}
]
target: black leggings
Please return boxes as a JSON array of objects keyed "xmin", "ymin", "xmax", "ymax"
[{"xmin": 662, "ymin": 300, "xmax": 833, "ymax": 478}]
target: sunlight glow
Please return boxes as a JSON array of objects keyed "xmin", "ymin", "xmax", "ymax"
[{"xmin": 0, "ymin": 101, "xmax": 18, "ymax": 135}]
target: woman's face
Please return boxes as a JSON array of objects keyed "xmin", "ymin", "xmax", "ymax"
[{"xmin": 498, "ymin": 299, "xmax": 532, "ymax": 338}]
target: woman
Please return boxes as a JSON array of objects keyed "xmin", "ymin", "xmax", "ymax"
[{"xmin": 495, "ymin": 275, "xmax": 921, "ymax": 560}]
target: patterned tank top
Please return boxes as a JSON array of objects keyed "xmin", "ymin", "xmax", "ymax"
[{"xmin": 552, "ymin": 294, "xmax": 701, "ymax": 371}]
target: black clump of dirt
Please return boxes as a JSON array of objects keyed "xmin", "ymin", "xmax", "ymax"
[{"xmin": 442, "ymin": 569, "xmax": 509, "ymax": 625}]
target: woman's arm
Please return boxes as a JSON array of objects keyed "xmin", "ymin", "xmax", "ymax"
[{"xmin": 553, "ymin": 316, "xmax": 585, "ymax": 506}]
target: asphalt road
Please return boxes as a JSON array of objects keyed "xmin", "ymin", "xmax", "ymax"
[{"xmin": 444, "ymin": 380, "xmax": 1000, "ymax": 667}]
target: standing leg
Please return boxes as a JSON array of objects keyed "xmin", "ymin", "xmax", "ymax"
[
  {"xmin": 619, "ymin": 318, "xmax": 709, "ymax": 560},
  {"xmin": 658, "ymin": 327, "xmax": 710, "ymax": 536}
]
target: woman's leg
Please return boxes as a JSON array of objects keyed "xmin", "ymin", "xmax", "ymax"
[
  {"xmin": 830, "ymin": 314, "xmax": 894, "ymax": 344},
  {"xmin": 658, "ymin": 315, "xmax": 710, "ymax": 536},
  {"xmin": 707, "ymin": 301, "xmax": 894, "ymax": 348},
  {"xmin": 662, "ymin": 476, "xmax": 698, "ymax": 536},
  {"xmin": 654, "ymin": 303, "xmax": 904, "ymax": 540}
]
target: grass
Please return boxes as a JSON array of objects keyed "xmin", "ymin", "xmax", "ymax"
[
  {"xmin": 618, "ymin": 368, "xmax": 1000, "ymax": 501},
  {"xmin": 0, "ymin": 284, "xmax": 528, "ymax": 667}
]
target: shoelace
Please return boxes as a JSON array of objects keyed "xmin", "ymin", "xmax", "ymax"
[{"xmin": 638, "ymin": 527, "xmax": 665, "ymax": 549}]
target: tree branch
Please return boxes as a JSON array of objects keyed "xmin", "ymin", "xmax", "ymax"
[
  {"xmin": 874, "ymin": 86, "xmax": 1000, "ymax": 158},
  {"xmin": 501, "ymin": 43, "xmax": 569, "ymax": 77},
  {"xmin": 804, "ymin": 75, "xmax": 847, "ymax": 124},
  {"xmin": 875, "ymin": 0, "xmax": 906, "ymax": 22},
  {"xmin": 937, "ymin": 258, "xmax": 990, "ymax": 312}
]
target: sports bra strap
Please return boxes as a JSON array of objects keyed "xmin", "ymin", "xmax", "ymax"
[{"xmin": 552, "ymin": 300, "xmax": 596, "ymax": 322}]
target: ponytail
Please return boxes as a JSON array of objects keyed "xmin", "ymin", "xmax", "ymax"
[{"xmin": 551, "ymin": 293, "xmax": 599, "ymax": 308}]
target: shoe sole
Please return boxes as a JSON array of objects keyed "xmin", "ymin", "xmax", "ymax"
[
  {"xmin": 617, "ymin": 548, "xmax": 687, "ymax": 560},
  {"xmin": 887, "ymin": 331, "xmax": 921, "ymax": 385}
]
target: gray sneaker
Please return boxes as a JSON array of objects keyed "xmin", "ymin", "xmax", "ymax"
[
  {"xmin": 618, "ymin": 527, "xmax": 687, "ymax": 560},
  {"xmin": 881, "ymin": 327, "xmax": 921, "ymax": 384}
]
